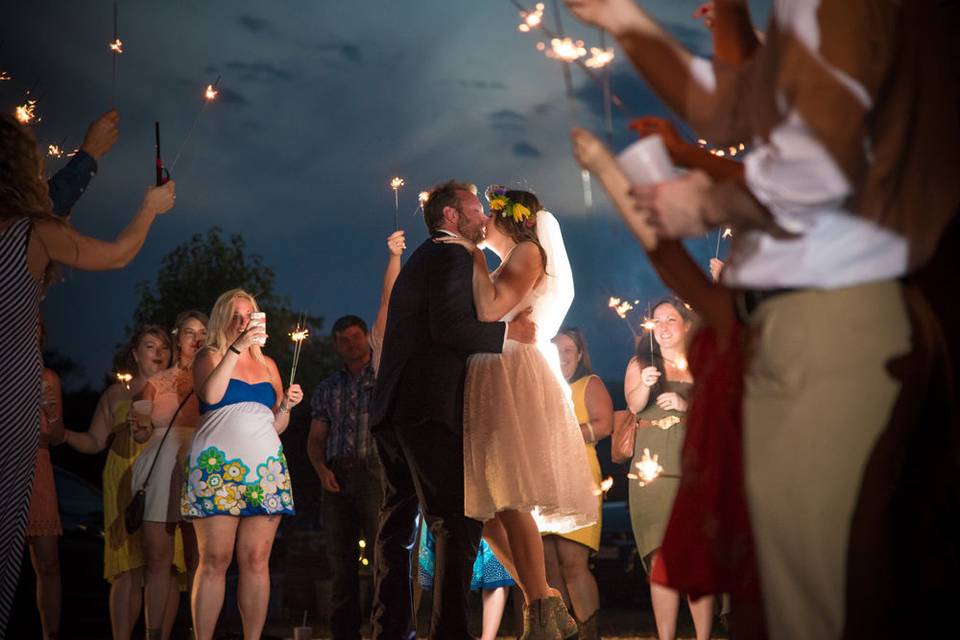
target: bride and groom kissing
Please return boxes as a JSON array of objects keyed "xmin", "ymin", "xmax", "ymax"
[{"xmin": 370, "ymin": 180, "xmax": 596, "ymax": 639}]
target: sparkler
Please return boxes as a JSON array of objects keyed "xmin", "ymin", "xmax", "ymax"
[
  {"xmin": 14, "ymin": 99, "xmax": 37, "ymax": 125},
  {"xmin": 642, "ymin": 303, "xmax": 655, "ymax": 356},
  {"xmin": 714, "ymin": 226, "xmax": 733, "ymax": 259},
  {"xmin": 110, "ymin": 1, "xmax": 121, "ymax": 107},
  {"xmin": 674, "ymin": 354, "xmax": 688, "ymax": 372},
  {"xmin": 628, "ymin": 448, "xmax": 664, "ymax": 486},
  {"xmin": 47, "ymin": 144, "xmax": 64, "ymax": 158},
  {"xmin": 288, "ymin": 314, "xmax": 309, "ymax": 387},
  {"xmin": 608, "ymin": 297, "xmax": 638, "ymax": 338},
  {"xmin": 517, "ymin": 2, "xmax": 545, "ymax": 31},
  {"xmin": 169, "ymin": 75, "xmax": 221, "ymax": 173},
  {"xmin": 593, "ymin": 476, "xmax": 614, "ymax": 497},
  {"xmin": 0, "ymin": 71, "xmax": 10, "ymax": 81},
  {"xmin": 390, "ymin": 177, "xmax": 405, "ymax": 231},
  {"xmin": 584, "ymin": 46, "xmax": 615, "ymax": 69},
  {"xmin": 115, "ymin": 371, "xmax": 133, "ymax": 390}
]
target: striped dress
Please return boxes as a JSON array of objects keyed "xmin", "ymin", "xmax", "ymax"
[{"xmin": 0, "ymin": 217, "xmax": 43, "ymax": 634}]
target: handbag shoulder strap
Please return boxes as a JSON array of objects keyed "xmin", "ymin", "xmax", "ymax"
[{"xmin": 138, "ymin": 391, "xmax": 194, "ymax": 491}]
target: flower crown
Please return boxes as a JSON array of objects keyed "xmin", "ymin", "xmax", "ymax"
[{"xmin": 485, "ymin": 185, "xmax": 536, "ymax": 227}]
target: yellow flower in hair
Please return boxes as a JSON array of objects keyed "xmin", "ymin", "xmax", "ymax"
[
  {"xmin": 511, "ymin": 203, "xmax": 532, "ymax": 223},
  {"xmin": 489, "ymin": 196, "xmax": 509, "ymax": 212}
]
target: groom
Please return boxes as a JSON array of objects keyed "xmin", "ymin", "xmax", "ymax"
[{"xmin": 370, "ymin": 180, "xmax": 536, "ymax": 639}]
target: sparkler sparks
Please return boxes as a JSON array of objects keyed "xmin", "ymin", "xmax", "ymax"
[
  {"xmin": 204, "ymin": 83, "xmax": 219, "ymax": 101},
  {"xmin": 584, "ymin": 46, "xmax": 615, "ymax": 69},
  {"xmin": 108, "ymin": 38, "xmax": 124, "ymax": 54},
  {"xmin": 517, "ymin": 2, "xmax": 545, "ymax": 31},
  {"xmin": 47, "ymin": 144, "xmax": 63, "ymax": 158},
  {"xmin": 14, "ymin": 99, "xmax": 37, "ymax": 125},
  {"xmin": 115, "ymin": 372, "xmax": 133, "ymax": 390},
  {"xmin": 390, "ymin": 177, "xmax": 405, "ymax": 190},
  {"xmin": 0, "ymin": 71, "xmax": 10, "ymax": 81},
  {"xmin": 593, "ymin": 476, "xmax": 614, "ymax": 497},
  {"xmin": 630, "ymin": 448, "xmax": 663, "ymax": 486},
  {"xmin": 675, "ymin": 355, "xmax": 688, "ymax": 372},
  {"xmin": 537, "ymin": 37, "xmax": 587, "ymax": 62},
  {"xmin": 418, "ymin": 191, "xmax": 429, "ymax": 205},
  {"xmin": 608, "ymin": 297, "xmax": 634, "ymax": 319}
]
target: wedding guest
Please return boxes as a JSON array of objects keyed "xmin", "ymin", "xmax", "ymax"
[
  {"xmin": 48, "ymin": 110, "xmax": 119, "ymax": 216},
  {"xmin": 370, "ymin": 230, "xmax": 406, "ymax": 373},
  {"xmin": 567, "ymin": 0, "xmax": 958, "ymax": 636},
  {"xmin": 27, "ymin": 320, "xmax": 66, "ymax": 640},
  {"xmin": 131, "ymin": 311, "xmax": 208, "ymax": 639},
  {"xmin": 183, "ymin": 289, "xmax": 302, "ymax": 640},
  {"xmin": 307, "ymin": 315, "xmax": 380, "ymax": 640},
  {"xmin": 545, "ymin": 327, "xmax": 613, "ymax": 640},
  {"xmin": 0, "ymin": 113, "xmax": 175, "ymax": 635},
  {"xmin": 624, "ymin": 298, "xmax": 712, "ymax": 640},
  {"xmin": 417, "ymin": 517, "xmax": 514, "ymax": 640},
  {"xmin": 61, "ymin": 326, "xmax": 186, "ymax": 639}
]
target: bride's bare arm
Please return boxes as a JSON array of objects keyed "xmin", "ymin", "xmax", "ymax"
[{"xmin": 471, "ymin": 242, "xmax": 542, "ymax": 322}]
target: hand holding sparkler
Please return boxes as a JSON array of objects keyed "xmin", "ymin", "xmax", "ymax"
[
  {"xmin": 639, "ymin": 366, "xmax": 661, "ymax": 388},
  {"xmin": 563, "ymin": 0, "xmax": 646, "ymax": 34},
  {"xmin": 81, "ymin": 110, "xmax": 119, "ymax": 159},
  {"xmin": 709, "ymin": 257, "xmax": 724, "ymax": 282}
]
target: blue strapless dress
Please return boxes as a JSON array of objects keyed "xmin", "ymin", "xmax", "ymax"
[{"xmin": 181, "ymin": 379, "xmax": 295, "ymax": 518}]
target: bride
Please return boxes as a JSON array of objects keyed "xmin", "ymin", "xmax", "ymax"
[{"xmin": 436, "ymin": 186, "xmax": 596, "ymax": 639}]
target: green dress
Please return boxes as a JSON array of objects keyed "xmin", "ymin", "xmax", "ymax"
[{"xmin": 628, "ymin": 379, "xmax": 692, "ymax": 563}]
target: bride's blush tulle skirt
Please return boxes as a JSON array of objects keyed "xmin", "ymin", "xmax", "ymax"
[{"xmin": 463, "ymin": 340, "xmax": 597, "ymax": 534}]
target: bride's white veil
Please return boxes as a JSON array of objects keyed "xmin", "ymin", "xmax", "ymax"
[{"xmin": 535, "ymin": 209, "xmax": 574, "ymax": 341}]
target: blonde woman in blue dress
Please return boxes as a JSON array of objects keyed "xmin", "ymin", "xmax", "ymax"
[{"xmin": 182, "ymin": 289, "xmax": 303, "ymax": 640}]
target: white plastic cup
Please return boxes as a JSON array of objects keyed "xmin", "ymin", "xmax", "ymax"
[
  {"xmin": 249, "ymin": 312, "xmax": 267, "ymax": 346},
  {"xmin": 132, "ymin": 399, "xmax": 153, "ymax": 428},
  {"xmin": 293, "ymin": 627, "xmax": 312, "ymax": 640},
  {"xmin": 617, "ymin": 134, "xmax": 674, "ymax": 186}
]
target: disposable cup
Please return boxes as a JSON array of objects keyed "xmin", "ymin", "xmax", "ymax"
[
  {"xmin": 617, "ymin": 134, "xmax": 674, "ymax": 186},
  {"xmin": 293, "ymin": 626, "xmax": 312, "ymax": 640},
  {"xmin": 132, "ymin": 399, "xmax": 153, "ymax": 427}
]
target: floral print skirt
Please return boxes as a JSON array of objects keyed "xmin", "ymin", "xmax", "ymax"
[{"xmin": 181, "ymin": 402, "xmax": 295, "ymax": 518}]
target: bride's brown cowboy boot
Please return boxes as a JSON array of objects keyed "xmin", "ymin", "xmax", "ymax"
[
  {"xmin": 545, "ymin": 594, "xmax": 578, "ymax": 639},
  {"xmin": 521, "ymin": 597, "xmax": 562, "ymax": 640}
]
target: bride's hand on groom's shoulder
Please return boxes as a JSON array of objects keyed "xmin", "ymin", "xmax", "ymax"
[
  {"xmin": 433, "ymin": 235, "xmax": 476, "ymax": 254},
  {"xmin": 506, "ymin": 307, "xmax": 537, "ymax": 344}
]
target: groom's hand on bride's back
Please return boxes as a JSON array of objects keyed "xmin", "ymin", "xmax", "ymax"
[{"xmin": 506, "ymin": 307, "xmax": 537, "ymax": 344}]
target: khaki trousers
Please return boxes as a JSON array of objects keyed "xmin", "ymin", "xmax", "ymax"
[{"xmin": 743, "ymin": 280, "xmax": 920, "ymax": 640}]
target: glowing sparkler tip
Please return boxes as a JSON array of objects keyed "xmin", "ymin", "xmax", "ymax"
[
  {"xmin": 204, "ymin": 84, "xmax": 219, "ymax": 100},
  {"xmin": 722, "ymin": 227, "xmax": 733, "ymax": 239},
  {"xmin": 608, "ymin": 297, "xmax": 621, "ymax": 307},
  {"xmin": 517, "ymin": 3, "xmax": 545, "ymax": 32},
  {"xmin": 390, "ymin": 177, "xmax": 405, "ymax": 190},
  {"xmin": 584, "ymin": 47, "xmax": 615, "ymax": 69},
  {"xmin": 641, "ymin": 319, "xmax": 656, "ymax": 331},
  {"xmin": 675, "ymin": 355, "xmax": 688, "ymax": 371},
  {"xmin": 593, "ymin": 476, "xmax": 615, "ymax": 496},
  {"xmin": 289, "ymin": 329, "xmax": 310, "ymax": 343},
  {"xmin": 47, "ymin": 144, "xmax": 64, "ymax": 158},
  {"xmin": 544, "ymin": 37, "xmax": 587, "ymax": 62},
  {"xmin": 14, "ymin": 100, "xmax": 37, "ymax": 125},
  {"xmin": 109, "ymin": 38, "xmax": 124, "ymax": 54},
  {"xmin": 635, "ymin": 448, "xmax": 664, "ymax": 486},
  {"xmin": 697, "ymin": 138, "xmax": 707, "ymax": 146},
  {"xmin": 0, "ymin": 71, "xmax": 11, "ymax": 82},
  {"xmin": 418, "ymin": 190, "xmax": 430, "ymax": 204}
]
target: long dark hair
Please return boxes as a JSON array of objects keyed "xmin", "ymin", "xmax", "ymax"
[
  {"xmin": 554, "ymin": 326, "xmax": 593, "ymax": 383},
  {"xmin": 489, "ymin": 188, "xmax": 547, "ymax": 271},
  {"xmin": 633, "ymin": 296, "xmax": 693, "ymax": 408}
]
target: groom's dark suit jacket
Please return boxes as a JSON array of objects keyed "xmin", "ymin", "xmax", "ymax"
[{"xmin": 371, "ymin": 234, "xmax": 506, "ymax": 432}]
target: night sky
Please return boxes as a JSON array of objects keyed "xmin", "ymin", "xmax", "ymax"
[{"xmin": 7, "ymin": 0, "xmax": 770, "ymax": 391}]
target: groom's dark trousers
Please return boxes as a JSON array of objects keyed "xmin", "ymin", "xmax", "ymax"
[{"xmin": 370, "ymin": 236, "xmax": 505, "ymax": 639}]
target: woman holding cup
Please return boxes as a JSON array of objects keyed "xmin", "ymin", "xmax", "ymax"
[
  {"xmin": 131, "ymin": 311, "xmax": 208, "ymax": 639},
  {"xmin": 182, "ymin": 289, "xmax": 303, "ymax": 640},
  {"xmin": 61, "ymin": 326, "xmax": 186, "ymax": 639}
]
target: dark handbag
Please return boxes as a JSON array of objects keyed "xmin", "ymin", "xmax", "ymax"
[
  {"xmin": 124, "ymin": 391, "xmax": 193, "ymax": 534},
  {"xmin": 611, "ymin": 409, "xmax": 638, "ymax": 464}
]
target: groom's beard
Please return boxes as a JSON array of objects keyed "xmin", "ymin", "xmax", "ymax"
[{"xmin": 456, "ymin": 219, "xmax": 484, "ymax": 245}]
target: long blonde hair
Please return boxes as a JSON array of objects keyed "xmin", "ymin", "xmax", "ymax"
[{"xmin": 205, "ymin": 288, "xmax": 266, "ymax": 365}]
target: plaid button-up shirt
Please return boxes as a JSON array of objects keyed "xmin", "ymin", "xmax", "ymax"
[{"xmin": 310, "ymin": 361, "xmax": 376, "ymax": 461}]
